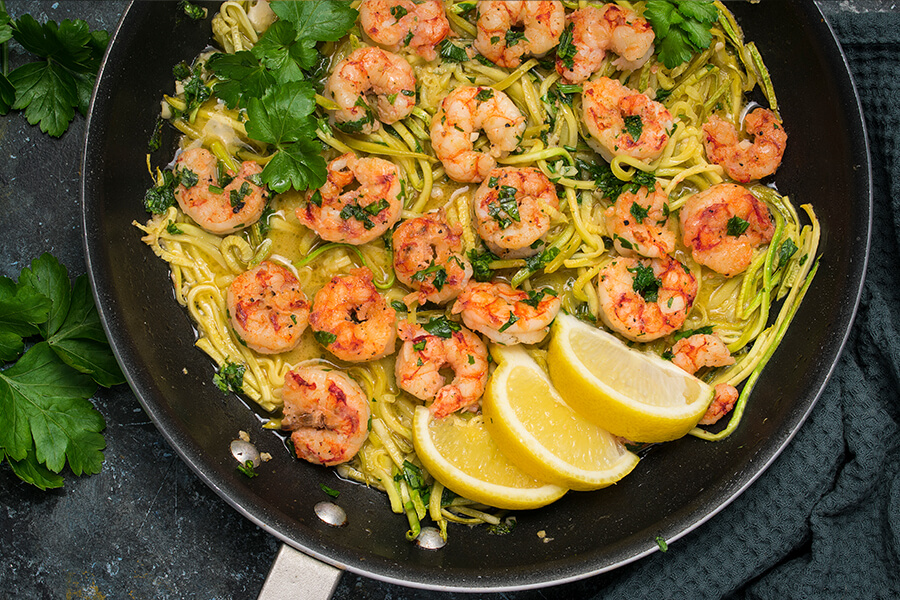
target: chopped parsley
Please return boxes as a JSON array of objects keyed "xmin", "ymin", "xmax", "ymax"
[
  {"xmin": 624, "ymin": 114, "xmax": 643, "ymax": 141},
  {"xmin": 655, "ymin": 535, "xmax": 668, "ymax": 552},
  {"xmin": 524, "ymin": 246, "xmax": 561, "ymax": 272},
  {"xmin": 309, "ymin": 189, "xmax": 323, "ymax": 207},
  {"xmin": 672, "ymin": 325, "xmax": 714, "ymax": 342},
  {"xmin": 556, "ymin": 22, "xmax": 576, "ymax": 69},
  {"xmin": 230, "ymin": 181, "xmax": 252, "ymax": 212},
  {"xmin": 340, "ymin": 199, "xmax": 389, "ymax": 229},
  {"xmin": 178, "ymin": 0, "xmax": 207, "ymax": 20},
  {"xmin": 413, "ymin": 340, "xmax": 427, "ymax": 352},
  {"xmin": 236, "ymin": 459, "xmax": 258, "ymax": 478},
  {"xmin": 488, "ymin": 185, "xmax": 521, "ymax": 229},
  {"xmin": 726, "ymin": 216, "xmax": 750, "ymax": 236},
  {"xmin": 320, "ymin": 483, "xmax": 340, "ymax": 497},
  {"xmin": 498, "ymin": 313, "xmax": 519, "ymax": 333},
  {"xmin": 505, "ymin": 29, "xmax": 527, "ymax": 47},
  {"xmin": 577, "ymin": 158, "xmax": 657, "ymax": 201},
  {"xmin": 438, "ymin": 39, "xmax": 469, "ymax": 63},
  {"xmin": 179, "ymin": 168, "xmax": 199, "ymax": 189},
  {"xmin": 475, "ymin": 87, "xmax": 495, "ymax": 102},
  {"xmin": 412, "ymin": 261, "xmax": 448, "ymax": 291},
  {"xmin": 391, "ymin": 300, "xmax": 408, "ymax": 313},
  {"xmin": 390, "ymin": 5, "xmax": 408, "ymax": 19},
  {"xmin": 630, "ymin": 202, "xmax": 650, "ymax": 224},
  {"xmin": 627, "ymin": 262, "xmax": 662, "ymax": 302},
  {"xmin": 468, "ymin": 248, "xmax": 499, "ymax": 282},
  {"xmin": 422, "ymin": 316, "xmax": 461, "ymax": 339},
  {"xmin": 313, "ymin": 330, "xmax": 337, "ymax": 346},
  {"xmin": 522, "ymin": 288, "xmax": 558, "ymax": 308},
  {"xmin": 214, "ymin": 361, "xmax": 246, "ymax": 393},
  {"xmin": 777, "ymin": 238, "xmax": 799, "ymax": 269},
  {"xmin": 166, "ymin": 222, "xmax": 183, "ymax": 235}
]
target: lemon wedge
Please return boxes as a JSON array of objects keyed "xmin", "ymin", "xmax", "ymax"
[
  {"xmin": 548, "ymin": 313, "xmax": 714, "ymax": 443},
  {"xmin": 483, "ymin": 345, "xmax": 640, "ymax": 491},
  {"xmin": 412, "ymin": 406, "xmax": 567, "ymax": 510}
]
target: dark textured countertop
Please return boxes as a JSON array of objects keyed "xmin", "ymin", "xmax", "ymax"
[{"xmin": 1, "ymin": 1, "xmax": 896, "ymax": 599}]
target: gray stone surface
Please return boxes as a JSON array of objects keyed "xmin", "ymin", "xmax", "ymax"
[{"xmin": 0, "ymin": 1, "xmax": 888, "ymax": 599}]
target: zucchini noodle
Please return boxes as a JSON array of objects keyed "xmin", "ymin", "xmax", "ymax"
[{"xmin": 136, "ymin": 0, "xmax": 819, "ymax": 543}]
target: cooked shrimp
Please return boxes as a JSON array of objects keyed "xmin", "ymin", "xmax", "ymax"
[
  {"xmin": 451, "ymin": 281, "xmax": 561, "ymax": 345},
  {"xmin": 281, "ymin": 365, "xmax": 370, "ymax": 466},
  {"xmin": 699, "ymin": 384, "xmax": 739, "ymax": 425},
  {"xmin": 582, "ymin": 77, "xmax": 674, "ymax": 162},
  {"xmin": 395, "ymin": 321, "xmax": 489, "ymax": 418},
  {"xmin": 296, "ymin": 153, "xmax": 403, "ymax": 245},
  {"xmin": 605, "ymin": 181, "xmax": 675, "ymax": 258},
  {"xmin": 597, "ymin": 255, "xmax": 698, "ymax": 342},
  {"xmin": 556, "ymin": 4, "xmax": 655, "ymax": 83},
  {"xmin": 680, "ymin": 183, "xmax": 775, "ymax": 277},
  {"xmin": 226, "ymin": 261, "xmax": 310, "ymax": 355},
  {"xmin": 325, "ymin": 46, "xmax": 416, "ymax": 134},
  {"xmin": 174, "ymin": 147, "xmax": 266, "ymax": 235},
  {"xmin": 474, "ymin": 0, "xmax": 565, "ymax": 68},
  {"xmin": 671, "ymin": 333, "xmax": 735, "ymax": 375},
  {"xmin": 393, "ymin": 211, "xmax": 473, "ymax": 306},
  {"xmin": 703, "ymin": 108, "xmax": 787, "ymax": 183},
  {"xmin": 473, "ymin": 167, "xmax": 559, "ymax": 258},
  {"xmin": 309, "ymin": 268, "xmax": 397, "ymax": 362},
  {"xmin": 430, "ymin": 86, "xmax": 526, "ymax": 183},
  {"xmin": 359, "ymin": 0, "xmax": 450, "ymax": 61},
  {"xmin": 670, "ymin": 332, "xmax": 738, "ymax": 425}
]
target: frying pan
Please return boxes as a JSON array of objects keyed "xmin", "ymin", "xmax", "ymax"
[{"xmin": 81, "ymin": 0, "xmax": 870, "ymax": 594}]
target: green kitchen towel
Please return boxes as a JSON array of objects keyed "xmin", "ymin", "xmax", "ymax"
[{"xmin": 572, "ymin": 9, "xmax": 900, "ymax": 599}]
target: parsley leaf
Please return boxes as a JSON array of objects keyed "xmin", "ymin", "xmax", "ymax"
[
  {"xmin": 777, "ymin": 238, "xmax": 799, "ymax": 269},
  {"xmin": 726, "ymin": 216, "xmax": 750, "ymax": 236},
  {"xmin": 422, "ymin": 316, "xmax": 461, "ymax": 339},
  {"xmin": 207, "ymin": 51, "xmax": 277, "ymax": 109},
  {"xmin": 7, "ymin": 14, "xmax": 108, "ymax": 136},
  {"xmin": 628, "ymin": 262, "xmax": 662, "ymax": 302},
  {"xmin": 556, "ymin": 22, "xmax": 576, "ymax": 69},
  {"xmin": 438, "ymin": 39, "xmax": 469, "ymax": 63},
  {"xmin": 624, "ymin": 114, "xmax": 643, "ymax": 141},
  {"xmin": 412, "ymin": 261, "xmax": 449, "ymax": 291},
  {"xmin": 644, "ymin": 0, "xmax": 718, "ymax": 69},
  {"xmin": 246, "ymin": 81, "xmax": 326, "ymax": 192},
  {"xmin": 468, "ymin": 248, "xmax": 498, "ymax": 282}
]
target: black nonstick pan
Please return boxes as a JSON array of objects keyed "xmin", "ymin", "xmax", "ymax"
[{"xmin": 82, "ymin": 0, "xmax": 870, "ymax": 593}]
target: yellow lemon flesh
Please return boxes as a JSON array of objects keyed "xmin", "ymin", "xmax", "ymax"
[
  {"xmin": 412, "ymin": 406, "xmax": 567, "ymax": 511},
  {"xmin": 483, "ymin": 345, "xmax": 640, "ymax": 491},
  {"xmin": 548, "ymin": 313, "xmax": 714, "ymax": 443}
]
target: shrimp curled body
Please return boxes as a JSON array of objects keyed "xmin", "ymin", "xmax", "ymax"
[
  {"xmin": 597, "ymin": 255, "xmax": 698, "ymax": 343},
  {"xmin": 430, "ymin": 86, "xmax": 526, "ymax": 183},
  {"xmin": 703, "ymin": 108, "xmax": 787, "ymax": 183},
  {"xmin": 281, "ymin": 366, "xmax": 370, "ymax": 466},
  {"xmin": 605, "ymin": 181, "xmax": 675, "ymax": 259},
  {"xmin": 174, "ymin": 147, "xmax": 266, "ymax": 235},
  {"xmin": 452, "ymin": 281, "xmax": 561, "ymax": 345},
  {"xmin": 359, "ymin": 0, "xmax": 451, "ymax": 61},
  {"xmin": 474, "ymin": 0, "xmax": 565, "ymax": 68},
  {"xmin": 670, "ymin": 333, "xmax": 739, "ymax": 425},
  {"xmin": 395, "ymin": 321, "xmax": 489, "ymax": 418},
  {"xmin": 309, "ymin": 268, "xmax": 397, "ymax": 362},
  {"xmin": 473, "ymin": 167, "xmax": 559, "ymax": 259},
  {"xmin": 393, "ymin": 211, "xmax": 473, "ymax": 306},
  {"xmin": 556, "ymin": 4, "xmax": 655, "ymax": 83},
  {"xmin": 297, "ymin": 153, "xmax": 403, "ymax": 245},
  {"xmin": 226, "ymin": 261, "xmax": 310, "ymax": 355},
  {"xmin": 325, "ymin": 47, "xmax": 416, "ymax": 134},
  {"xmin": 582, "ymin": 77, "xmax": 674, "ymax": 163},
  {"xmin": 680, "ymin": 183, "xmax": 775, "ymax": 277}
]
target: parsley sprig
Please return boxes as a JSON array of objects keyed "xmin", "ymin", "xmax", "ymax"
[
  {"xmin": 644, "ymin": 0, "xmax": 719, "ymax": 69},
  {"xmin": 1, "ymin": 254, "xmax": 125, "ymax": 490},
  {"xmin": 0, "ymin": 5, "xmax": 109, "ymax": 136},
  {"xmin": 203, "ymin": 1, "xmax": 358, "ymax": 193}
]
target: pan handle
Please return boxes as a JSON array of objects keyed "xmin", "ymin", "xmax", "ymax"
[{"xmin": 257, "ymin": 544, "xmax": 342, "ymax": 600}]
